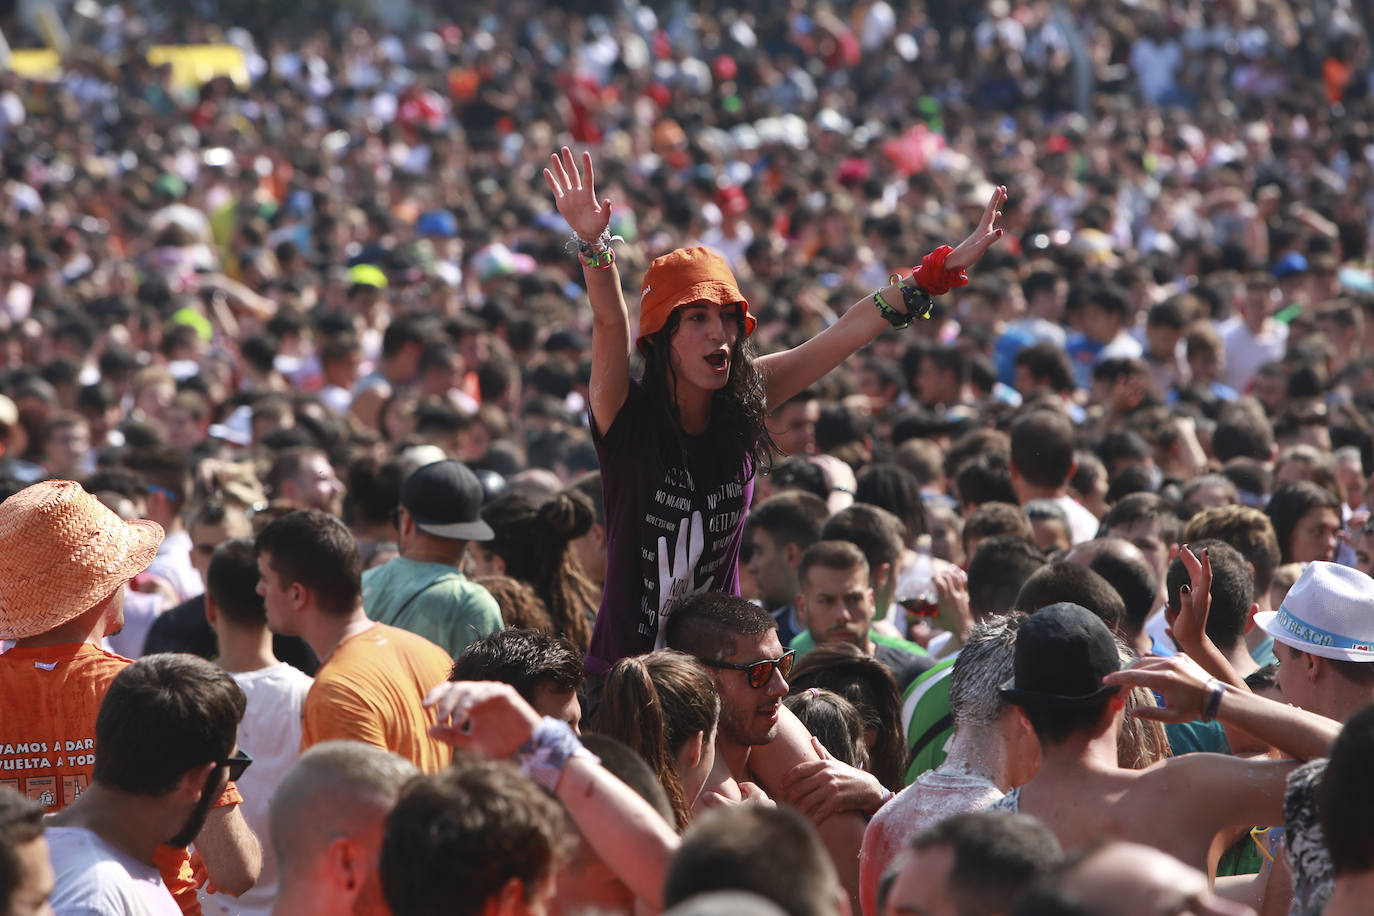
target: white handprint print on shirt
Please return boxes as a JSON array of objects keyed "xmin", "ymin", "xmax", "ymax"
[{"xmin": 654, "ymin": 510, "xmax": 708, "ymax": 649}]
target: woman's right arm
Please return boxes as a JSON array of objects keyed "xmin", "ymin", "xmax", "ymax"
[{"xmin": 544, "ymin": 148, "xmax": 631, "ymax": 435}]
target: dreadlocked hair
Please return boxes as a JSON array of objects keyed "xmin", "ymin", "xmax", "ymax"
[{"xmin": 479, "ymin": 490, "xmax": 599, "ymax": 652}]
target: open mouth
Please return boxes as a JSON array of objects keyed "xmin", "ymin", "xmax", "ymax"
[{"xmin": 705, "ymin": 352, "xmax": 728, "ymax": 369}]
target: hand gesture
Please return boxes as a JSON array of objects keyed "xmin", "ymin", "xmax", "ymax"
[
  {"xmin": 1166, "ymin": 544, "xmax": 1211, "ymax": 654},
  {"xmin": 932, "ymin": 564, "xmax": 973, "ymax": 646},
  {"xmin": 544, "ymin": 147, "xmax": 612, "ymax": 242},
  {"xmin": 1108, "ymin": 372, "xmax": 1148, "ymax": 416},
  {"xmin": 424, "ymin": 680, "xmax": 542, "ymax": 757},
  {"xmin": 778, "ymin": 736, "xmax": 888, "ymax": 823},
  {"xmin": 1102, "ymin": 654, "xmax": 1212, "ymax": 723},
  {"xmin": 945, "ymin": 185, "xmax": 1008, "ymax": 271}
]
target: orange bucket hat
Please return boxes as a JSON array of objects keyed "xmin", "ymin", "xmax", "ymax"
[
  {"xmin": 637, "ymin": 247, "xmax": 756, "ymax": 351},
  {"xmin": 0, "ymin": 479, "xmax": 164, "ymax": 640}
]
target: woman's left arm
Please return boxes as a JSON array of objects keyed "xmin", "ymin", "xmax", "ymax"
[{"xmin": 757, "ymin": 186, "xmax": 1007, "ymax": 408}]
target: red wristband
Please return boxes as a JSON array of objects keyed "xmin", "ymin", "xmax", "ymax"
[{"xmin": 911, "ymin": 245, "xmax": 969, "ymax": 296}]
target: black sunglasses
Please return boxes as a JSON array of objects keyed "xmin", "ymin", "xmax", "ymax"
[
  {"xmin": 219, "ymin": 751, "xmax": 253, "ymax": 782},
  {"xmin": 700, "ymin": 650, "xmax": 796, "ymax": 688}
]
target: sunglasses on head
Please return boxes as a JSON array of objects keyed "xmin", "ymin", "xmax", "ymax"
[
  {"xmin": 701, "ymin": 649, "xmax": 796, "ymax": 688},
  {"xmin": 219, "ymin": 750, "xmax": 253, "ymax": 782}
]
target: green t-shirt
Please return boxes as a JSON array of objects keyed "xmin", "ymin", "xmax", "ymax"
[
  {"xmin": 1216, "ymin": 831, "xmax": 1266, "ymax": 877},
  {"xmin": 789, "ymin": 629, "xmax": 932, "ymax": 692},
  {"xmin": 362, "ymin": 557, "xmax": 503, "ymax": 658},
  {"xmin": 790, "ymin": 629, "xmax": 930, "ymax": 659},
  {"xmin": 901, "ymin": 656, "xmax": 958, "ymax": 786}
]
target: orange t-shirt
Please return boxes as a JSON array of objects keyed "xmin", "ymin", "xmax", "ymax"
[
  {"xmin": 0, "ymin": 642, "xmax": 131, "ymax": 809},
  {"xmin": 0, "ymin": 641, "xmax": 241, "ymax": 916},
  {"xmin": 301, "ymin": 623, "xmax": 454, "ymax": 773}
]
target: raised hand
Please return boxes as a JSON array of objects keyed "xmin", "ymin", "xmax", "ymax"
[
  {"xmin": 932, "ymin": 565, "xmax": 973, "ymax": 647},
  {"xmin": 945, "ymin": 184, "xmax": 1008, "ymax": 271},
  {"xmin": 1166, "ymin": 544, "xmax": 1211, "ymax": 653},
  {"xmin": 424, "ymin": 680, "xmax": 542, "ymax": 757},
  {"xmin": 543, "ymin": 146, "xmax": 612, "ymax": 242},
  {"xmin": 1103, "ymin": 654, "xmax": 1213, "ymax": 723}
]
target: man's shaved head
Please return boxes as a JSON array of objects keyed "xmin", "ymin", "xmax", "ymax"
[{"xmin": 269, "ymin": 740, "xmax": 419, "ymax": 872}]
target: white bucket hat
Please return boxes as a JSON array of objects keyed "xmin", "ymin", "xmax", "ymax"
[{"xmin": 1254, "ymin": 561, "xmax": 1374, "ymax": 662}]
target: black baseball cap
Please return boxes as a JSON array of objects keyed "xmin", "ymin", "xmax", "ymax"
[
  {"xmin": 399, "ymin": 460, "xmax": 494, "ymax": 541},
  {"xmin": 1000, "ymin": 603, "xmax": 1122, "ymax": 708}
]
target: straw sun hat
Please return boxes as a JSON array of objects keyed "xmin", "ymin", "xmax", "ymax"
[{"xmin": 0, "ymin": 479, "xmax": 164, "ymax": 640}]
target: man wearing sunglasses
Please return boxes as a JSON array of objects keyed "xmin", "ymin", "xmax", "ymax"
[
  {"xmin": 45, "ymin": 654, "xmax": 251, "ymax": 916},
  {"xmin": 666, "ymin": 592, "xmax": 885, "ymax": 913}
]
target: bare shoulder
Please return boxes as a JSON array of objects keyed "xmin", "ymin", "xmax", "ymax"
[
  {"xmin": 1140, "ymin": 751, "xmax": 1295, "ymax": 781},
  {"xmin": 1127, "ymin": 753, "xmax": 1298, "ymax": 810},
  {"xmin": 746, "ymin": 704, "xmax": 820, "ymax": 788}
]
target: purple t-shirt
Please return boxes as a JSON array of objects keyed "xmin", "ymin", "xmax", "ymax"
[{"xmin": 587, "ymin": 379, "xmax": 754, "ymax": 673}]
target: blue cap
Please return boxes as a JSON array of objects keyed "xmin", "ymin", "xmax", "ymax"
[
  {"xmin": 1273, "ymin": 252, "xmax": 1308, "ymax": 280},
  {"xmin": 416, "ymin": 210, "xmax": 459, "ymax": 238}
]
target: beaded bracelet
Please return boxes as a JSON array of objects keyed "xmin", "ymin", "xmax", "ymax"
[
  {"xmin": 568, "ymin": 227, "xmax": 612, "ymax": 256},
  {"xmin": 579, "ymin": 247, "xmax": 615, "ymax": 271}
]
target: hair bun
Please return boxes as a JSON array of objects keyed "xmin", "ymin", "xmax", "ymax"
[{"xmin": 540, "ymin": 490, "xmax": 594, "ymax": 540}]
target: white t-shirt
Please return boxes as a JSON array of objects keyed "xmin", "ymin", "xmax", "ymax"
[
  {"xmin": 103, "ymin": 590, "xmax": 164, "ymax": 660},
  {"xmin": 145, "ymin": 530, "xmax": 203, "ymax": 605},
  {"xmin": 1217, "ymin": 315, "xmax": 1287, "ymax": 393},
  {"xmin": 1052, "ymin": 494, "xmax": 1101, "ymax": 545},
  {"xmin": 47, "ymin": 826, "xmax": 181, "ymax": 916},
  {"xmin": 202, "ymin": 664, "xmax": 313, "ymax": 916}
]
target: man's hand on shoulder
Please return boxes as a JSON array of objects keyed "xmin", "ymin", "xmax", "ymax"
[{"xmin": 778, "ymin": 737, "xmax": 888, "ymax": 824}]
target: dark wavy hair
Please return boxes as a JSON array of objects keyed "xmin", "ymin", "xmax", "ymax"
[
  {"xmin": 640, "ymin": 306, "xmax": 774, "ymax": 479},
  {"xmin": 786, "ymin": 643, "xmax": 907, "ymax": 791}
]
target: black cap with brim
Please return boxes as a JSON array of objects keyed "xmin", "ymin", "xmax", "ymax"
[
  {"xmin": 400, "ymin": 460, "xmax": 494, "ymax": 542},
  {"xmin": 411, "ymin": 516, "xmax": 495, "ymax": 541},
  {"xmin": 999, "ymin": 602, "xmax": 1123, "ymax": 709},
  {"xmin": 999, "ymin": 680, "xmax": 1121, "ymax": 709}
]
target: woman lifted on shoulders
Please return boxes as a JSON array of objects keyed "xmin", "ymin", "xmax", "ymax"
[{"xmin": 544, "ymin": 147, "xmax": 1006, "ymax": 673}]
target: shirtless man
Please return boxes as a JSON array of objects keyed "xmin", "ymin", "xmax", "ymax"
[
  {"xmin": 993, "ymin": 601, "xmax": 1336, "ymax": 873},
  {"xmin": 665, "ymin": 593, "xmax": 883, "ymax": 911}
]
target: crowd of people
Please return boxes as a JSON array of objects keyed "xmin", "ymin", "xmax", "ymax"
[{"xmin": 2, "ymin": 0, "xmax": 1374, "ymax": 914}]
